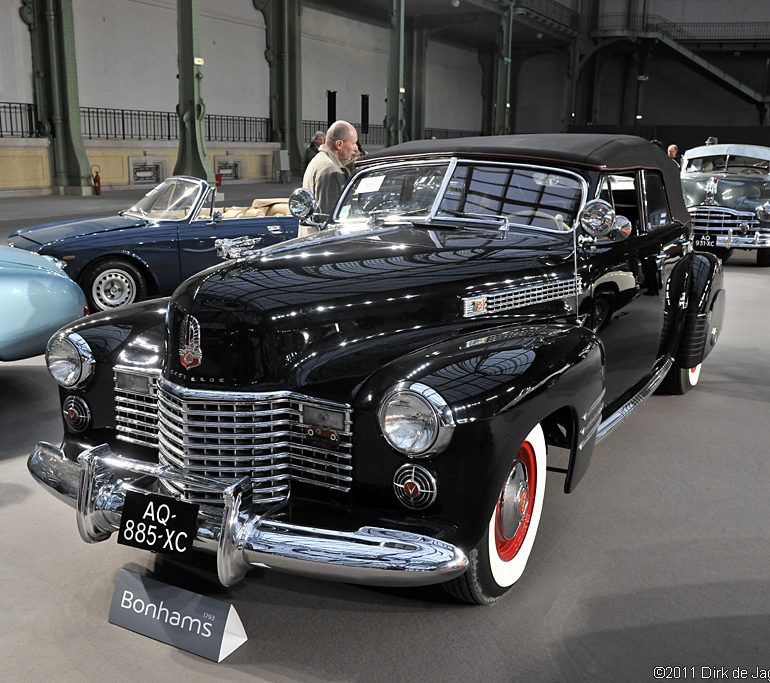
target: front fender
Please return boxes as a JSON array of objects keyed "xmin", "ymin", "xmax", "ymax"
[
  {"xmin": 677, "ymin": 251, "xmax": 725, "ymax": 367},
  {"xmin": 356, "ymin": 322, "xmax": 604, "ymax": 550},
  {"xmin": 51, "ymin": 298, "xmax": 169, "ymax": 459}
]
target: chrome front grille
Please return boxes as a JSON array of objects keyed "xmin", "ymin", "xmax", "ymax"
[
  {"xmin": 155, "ymin": 378, "xmax": 353, "ymax": 506},
  {"xmin": 115, "ymin": 367, "xmax": 160, "ymax": 449},
  {"xmin": 689, "ymin": 206, "xmax": 758, "ymax": 234},
  {"xmin": 113, "ymin": 370, "xmax": 354, "ymax": 507}
]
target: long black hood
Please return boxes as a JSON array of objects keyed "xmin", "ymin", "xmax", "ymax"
[{"xmin": 164, "ymin": 224, "xmax": 576, "ymax": 399}]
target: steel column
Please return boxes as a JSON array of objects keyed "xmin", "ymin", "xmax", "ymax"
[
  {"xmin": 385, "ymin": 0, "xmax": 405, "ymax": 147},
  {"xmin": 253, "ymin": 0, "xmax": 303, "ymax": 176},
  {"xmin": 173, "ymin": 0, "xmax": 214, "ymax": 181},
  {"xmin": 492, "ymin": 6, "xmax": 513, "ymax": 135},
  {"xmin": 20, "ymin": 0, "xmax": 92, "ymax": 193},
  {"xmin": 405, "ymin": 27, "xmax": 428, "ymax": 142}
]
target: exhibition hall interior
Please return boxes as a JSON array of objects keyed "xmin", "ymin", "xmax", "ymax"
[{"xmin": 2, "ymin": 0, "xmax": 770, "ymax": 680}]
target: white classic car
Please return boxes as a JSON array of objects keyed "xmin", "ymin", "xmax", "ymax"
[{"xmin": 681, "ymin": 142, "xmax": 770, "ymax": 266}]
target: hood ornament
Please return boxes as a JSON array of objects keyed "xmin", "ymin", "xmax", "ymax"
[
  {"xmin": 179, "ymin": 315, "xmax": 202, "ymax": 369},
  {"xmin": 704, "ymin": 176, "xmax": 719, "ymax": 205}
]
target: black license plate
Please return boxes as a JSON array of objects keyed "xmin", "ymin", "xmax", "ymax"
[
  {"xmin": 118, "ymin": 491, "xmax": 199, "ymax": 555},
  {"xmin": 695, "ymin": 233, "xmax": 715, "ymax": 248}
]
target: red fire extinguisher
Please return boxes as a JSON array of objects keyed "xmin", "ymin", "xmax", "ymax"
[{"xmin": 91, "ymin": 165, "xmax": 101, "ymax": 196}]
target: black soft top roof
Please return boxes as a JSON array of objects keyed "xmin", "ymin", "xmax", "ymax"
[{"xmin": 361, "ymin": 133, "xmax": 689, "ymax": 223}]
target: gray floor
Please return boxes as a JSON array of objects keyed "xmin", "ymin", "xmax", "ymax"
[{"xmin": 1, "ymin": 191, "xmax": 770, "ymax": 680}]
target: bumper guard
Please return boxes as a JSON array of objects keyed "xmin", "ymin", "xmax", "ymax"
[{"xmin": 28, "ymin": 442, "xmax": 468, "ymax": 588}]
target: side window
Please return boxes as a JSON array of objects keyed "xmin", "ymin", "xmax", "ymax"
[
  {"xmin": 643, "ymin": 171, "xmax": 670, "ymax": 230},
  {"xmin": 604, "ymin": 173, "xmax": 641, "ymax": 232}
]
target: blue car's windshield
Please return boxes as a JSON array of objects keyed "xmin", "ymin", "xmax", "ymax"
[{"xmin": 125, "ymin": 178, "xmax": 201, "ymax": 221}]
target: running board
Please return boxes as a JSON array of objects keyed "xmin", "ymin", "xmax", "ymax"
[{"xmin": 596, "ymin": 358, "xmax": 673, "ymax": 443}]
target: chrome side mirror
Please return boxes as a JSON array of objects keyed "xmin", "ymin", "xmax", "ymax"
[
  {"xmin": 289, "ymin": 188, "xmax": 318, "ymax": 220},
  {"xmin": 610, "ymin": 215, "xmax": 632, "ymax": 241},
  {"xmin": 211, "ymin": 209, "xmax": 223, "ymax": 224},
  {"xmin": 578, "ymin": 199, "xmax": 616, "ymax": 237}
]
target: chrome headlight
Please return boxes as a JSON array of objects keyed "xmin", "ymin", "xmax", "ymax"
[
  {"xmin": 756, "ymin": 201, "xmax": 770, "ymax": 223},
  {"xmin": 46, "ymin": 333, "xmax": 95, "ymax": 388},
  {"xmin": 378, "ymin": 382, "xmax": 455, "ymax": 457}
]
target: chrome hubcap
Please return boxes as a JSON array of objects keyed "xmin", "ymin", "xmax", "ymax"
[
  {"xmin": 92, "ymin": 270, "xmax": 135, "ymax": 309},
  {"xmin": 499, "ymin": 461, "xmax": 528, "ymax": 540}
]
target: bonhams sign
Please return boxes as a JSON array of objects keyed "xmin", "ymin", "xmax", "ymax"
[{"xmin": 109, "ymin": 569, "xmax": 247, "ymax": 662}]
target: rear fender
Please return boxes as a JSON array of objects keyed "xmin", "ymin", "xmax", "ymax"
[{"xmin": 677, "ymin": 252, "xmax": 725, "ymax": 367}]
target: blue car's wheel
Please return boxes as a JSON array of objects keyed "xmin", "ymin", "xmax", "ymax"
[{"xmin": 81, "ymin": 259, "xmax": 146, "ymax": 311}]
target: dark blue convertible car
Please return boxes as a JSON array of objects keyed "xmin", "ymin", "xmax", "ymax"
[{"xmin": 9, "ymin": 176, "xmax": 298, "ymax": 311}]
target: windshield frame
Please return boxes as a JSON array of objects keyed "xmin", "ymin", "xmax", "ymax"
[
  {"xmin": 123, "ymin": 176, "xmax": 207, "ymax": 222},
  {"xmin": 333, "ymin": 157, "xmax": 588, "ymax": 234},
  {"xmin": 683, "ymin": 153, "xmax": 770, "ymax": 176}
]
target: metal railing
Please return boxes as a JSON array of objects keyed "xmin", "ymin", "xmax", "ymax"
[
  {"xmin": 512, "ymin": 0, "xmax": 578, "ymax": 32},
  {"xmin": 302, "ymin": 120, "xmax": 479, "ymax": 145},
  {"xmin": 596, "ymin": 14, "xmax": 770, "ymax": 42},
  {"xmin": 81, "ymin": 107, "xmax": 177, "ymax": 140},
  {"xmin": 80, "ymin": 106, "xmax": 270, "ymax": 142},
  {"xmin": 0, "ymin": 102, "xmax": 36, "ymax": 138},
  {"xmin": 424, "ymin": 127, "xmax": 481, "ymax": 140},
  {"xmin": 302, "ymin": 120, "xmax": 386, "ymax": 147},
  {"xmin": 206, "ymin": 114, "xmax": 269, "ymax": 142}
]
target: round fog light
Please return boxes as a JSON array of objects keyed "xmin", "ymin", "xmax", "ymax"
[
  {"xmin": 63, "ymin": 395, "xmax": 91, "ymax": 433},
  {"xmin": 393, "ymin": 464, "xmax": 438, "ymax": 510}
]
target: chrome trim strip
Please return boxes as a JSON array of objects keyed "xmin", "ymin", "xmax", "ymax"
[
  {"xmin": 596, "ymin": 359, "xmax": 673, "ymax": 442},
  {"xmin": 28, "ymin": 443, "xmax": 468, "ymax": 588},
  {"xmin": 158, "ymin": 377, "xmax": 352, "ymax": 414},
  {"xmin": 577, "ymin": 390, "xmax": 605, "ymax": 451},
  {"xmin": 462, "ymin": 276, "xmax": 582, "ymax": 318}
]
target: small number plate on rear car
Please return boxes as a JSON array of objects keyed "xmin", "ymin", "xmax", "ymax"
[
  {"xmin": 695, "ymin": 234, "xmax": 715, "ymax": 248},
  {"xmin": 118, "ymin": 491, "xmax": 199, "ymax": 555}
]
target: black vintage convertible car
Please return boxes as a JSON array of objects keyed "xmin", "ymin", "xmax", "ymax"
[{"xmin": 29, "ymin": 134, "xmax": 724, "ymax": 604}]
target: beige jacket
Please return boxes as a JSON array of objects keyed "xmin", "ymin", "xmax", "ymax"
[{"xmin": 302, "ymin": 145, "xmax": 348, "ymax": 216}]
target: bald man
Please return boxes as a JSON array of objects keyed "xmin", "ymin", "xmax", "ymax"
[{"xmin": 302, "ymin": 120, "xmax": 358, "ymax": 216}]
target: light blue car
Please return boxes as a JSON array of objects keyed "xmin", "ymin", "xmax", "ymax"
[{"xmin": 0, "ymin": 245, "xmax": 87, "ymax": 361}]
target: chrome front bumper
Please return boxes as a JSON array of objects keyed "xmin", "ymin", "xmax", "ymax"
[
  {"xmin": 694, "ymin": 230, "xmax": 770, "ymax": 249},
  {"xmin": 28, "ymin": 442, "xmax": 468, "ymax": 588}
]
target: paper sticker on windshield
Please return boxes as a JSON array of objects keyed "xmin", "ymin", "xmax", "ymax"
[
  {"xmin": 354, "ymin": 175, "xmax": 385, "ymax": 194},
  {"xmin": 338, "ymin": 205, "xmax": 351, "ymax": 219}
]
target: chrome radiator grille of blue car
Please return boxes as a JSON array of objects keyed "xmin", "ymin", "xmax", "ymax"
[{"xmin": 114, "ymin": 370, "xmax": 353, "ymax": 506}]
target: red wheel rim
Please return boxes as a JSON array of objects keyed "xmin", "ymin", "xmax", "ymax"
[{"xmin": 494, "ymin": 440, "xmax": 537, "ymax": 562}]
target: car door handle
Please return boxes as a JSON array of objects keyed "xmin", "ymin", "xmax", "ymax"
[{"xmin": 266, "ymin": 224, "xmax": 283, "ymax": 235}]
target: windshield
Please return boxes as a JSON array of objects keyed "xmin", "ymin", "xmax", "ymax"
[
  {"xmin": 125, "ymin": 178, "xmax": 202, "ymax": 220},
  {"xmin": 336, "ymin": 161, "xmax": 584, "ymax": 232},
  {"xmin": 684, "ymin": 154, "xmax": 770, "ymax": 175},
  {"xmin": 682, "ymin": 176, "xmax": 770, "ymax": 212}
]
